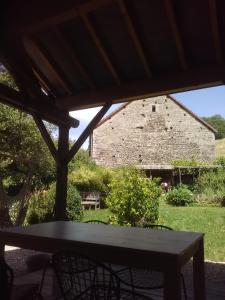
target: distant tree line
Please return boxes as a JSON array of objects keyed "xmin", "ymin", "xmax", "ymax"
[{"xmin": 203, "ymin": 115, "xmax": 225, "ymax": 139}]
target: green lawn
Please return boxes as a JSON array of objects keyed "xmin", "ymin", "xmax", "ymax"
[{"xmin": 83, "ymin": 204, "xmax": 225, "ymax": 262}]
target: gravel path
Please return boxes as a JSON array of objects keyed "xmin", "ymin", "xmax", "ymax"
[{"xmin": 5, "ymin": 245, "xmax": 225, "ymax": 280}]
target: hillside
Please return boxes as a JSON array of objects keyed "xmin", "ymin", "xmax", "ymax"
[{"xmin": 216, "ymin": 138, "xmax": 225, "ymax": 157}]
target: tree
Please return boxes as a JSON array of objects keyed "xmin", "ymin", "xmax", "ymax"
[
  {"xmin": 0, "ymin": 71, "xmax": 55, "ymax": 226},
  {"xmin": 202, "ymin": 115, "xmax": 225, "ymax": 139}
]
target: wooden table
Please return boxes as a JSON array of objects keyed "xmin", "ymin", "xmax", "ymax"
[{"xmin": 0, "ymin": 221, "xmax": 205, "ymax": 300}]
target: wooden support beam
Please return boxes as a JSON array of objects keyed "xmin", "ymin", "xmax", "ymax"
[
  {"xmin": 32, "ymin": 67, "xmax": 56, "ymax": 97},
  {"xmin": 56, "ymin": 65, "xmax": 225, "ymax": 110},
  {"xmin": 81, "ymin": 14, "xmax": 121, "ymax": 85},
  {"xmin": 24, "ymin": 39, "xmax": 73, "ymax": 95},
  {"xmin": 208, "ymin": 0, "xmax": 223, "ymax": 63},
  {"xmin": 55, "ymin": 125, "xmax": 69, "ymax": 221},
  {"xmin": 54, "ymin": 29, "xmax": 96, "ymax": 89},
  {"xmin": 33, "ymin": 115, "xmax": 58, "ymax": 163},
  {"xmin": 66, "ymin": 103, "xmax": 111, "ymax": 163},
  {"xmin": 6, "ymin": 0, "xmax": 114, "ymax": 35},
  {"xmin": 164, "ymin": 0, "xmax": 188, "ymax": 71},
  {"xmin": 117, "ymin": 0, "xmax": 152, "ymax": 79},
  {"xmin": 0, "ymin": 82, "xmax": 79, "ymax": 128}
]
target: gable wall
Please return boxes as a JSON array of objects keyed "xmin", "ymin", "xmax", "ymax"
[{"xmin": 91, "ymin": 96, "xmax": 215, "ymax": 167}]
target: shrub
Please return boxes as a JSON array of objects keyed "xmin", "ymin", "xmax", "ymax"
[
  {"xmin": 106, "ymin": 167, "xmax": 161, "ymax": 227},
  {"xmin": 194, "ymin": 168, "xmax": 225, "ymax": 206},
  {"xmin": 165, "ymin": 184, "xmax": 194, "ymax": 206},
  {"xmin": 69, "ymin": 166, "xmax": 113, "ymax": 207},
  {"xmin": 26, "ymin": 182, "xmax": 83, "ymax": 224}
]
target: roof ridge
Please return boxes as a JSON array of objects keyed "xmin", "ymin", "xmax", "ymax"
[{"xmin": 95, "ymin": 95, "xmax": 217, "ymax": 134}]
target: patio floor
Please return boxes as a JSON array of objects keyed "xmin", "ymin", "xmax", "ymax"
[{"xmin": 5, "ymin": 246, "xmax": 225, "ymax": 299}]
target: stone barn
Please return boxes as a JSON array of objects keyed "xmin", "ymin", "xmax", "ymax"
[{"xmin": 90, "ymin": 95, "xmax": 216, "ymax": 179}]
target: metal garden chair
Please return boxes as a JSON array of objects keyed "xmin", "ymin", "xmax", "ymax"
[
  {"xmin": 51, "ymin": 251, "xmax": 154, "ymax": 299},
  {"xmin": 115, "ymin": 224, "xmax": 188, "ymax": 300},
  {"xmin": 0, "ymin": 255, "xmax": 40, "ymax": 300}
]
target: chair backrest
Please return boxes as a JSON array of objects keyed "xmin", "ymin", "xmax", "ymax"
[
  {"xmin": 0, "ymin": 256, "xmax": 14, "ymax": 300},
  {"xmin": 143, "ymin": 224, "xmax": 173, "ymax": 231},
  {"xmin": 84, "ymin": 220, "xmax": 108, "ymax": 225},
  {"xmin": 52, "ymin": 251, "xmax": 119, "ymax": 300}
]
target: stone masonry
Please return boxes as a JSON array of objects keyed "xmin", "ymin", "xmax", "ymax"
[{"xmin": 90, "ymin": 95, "xmax": 216, "ymax": 168}]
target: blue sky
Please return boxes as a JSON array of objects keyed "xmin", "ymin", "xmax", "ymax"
[{"xmin": 69, "ymin": 85, "xmax": 225, "ymax": 148}]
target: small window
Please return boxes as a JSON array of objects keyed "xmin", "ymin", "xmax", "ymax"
[{"xmin": 152, "ymin": 105, "xmax": 156, "ymax": 112}]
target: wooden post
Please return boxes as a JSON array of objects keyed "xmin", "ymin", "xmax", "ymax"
[
  {"xmin": 55, "ymin": 125, "xmax": 69, "ymax": 220},
  {"xmin": 178, "ymin": 167, "xmax": 182, "ymax": 184}
]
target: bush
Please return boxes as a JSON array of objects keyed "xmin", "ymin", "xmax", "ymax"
[
  {"xmin": 194, "ymin": 168, "xmax": 225, "ymax": 206},
  {"xmin": 69, "ymin": 166, "xmax": 113, "ymax": 207},
  {"xmin": 26, "ymin": 182, "xmax": 83, "ymax": 224},
  {"xmin": 106, "ymin": 167, "xmax": 161, "ymax": 227},
  {"xmin": 165, "ymin": 184, "xmax": 194, "ymax": 206}
]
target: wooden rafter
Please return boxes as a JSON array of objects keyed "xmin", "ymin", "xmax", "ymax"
[
  {"xmin": 8, "ymin": 0, "xmax": 114, "ymax": 35},
  {"xmin": 81, "ymin": 14, "xmax": 121, "ymax": 85},
  {"xmin": 57, "ymin": 65, "xmax": 225, "ymax": 110},
  {"xmin": 54, "ymin": 29, "xmax": 96, "ymax": 89},
  {"xmin": 24, "ymin": 39, "xmax": 73, "ymax": 95},
  {"xmin": 32, "ymin": 68, "xmax": 52, "ymax": 95},
  {"xmin": 164, "ymin": 0, "xmax": 188, "ymax": 71},
  {"xmin": 208, "ymin": 0, "xmax": 223, "ymax": 63},
  {"xmin": 0, "ymin": 82, "xmax": 79, "ymax": 128},
  {"xmin": 117, "ymin": 0, "xmax": 152, "ymax": 79},
  {"xmin": 33, "ymin": 115, "xmax": 58, "ymax": 163},
  {"xmin": 66, "ymin": 103, "xmax": 111, "ymax": 163}
]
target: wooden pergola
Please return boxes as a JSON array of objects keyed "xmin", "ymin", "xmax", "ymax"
[{"xmin": 0, "ymin": 0, "xmax": 225, "ymax": 220}]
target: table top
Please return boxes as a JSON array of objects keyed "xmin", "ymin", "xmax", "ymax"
[{"xmin": 0, "ymin": 221, "xmax": 204, "ymax": 269}]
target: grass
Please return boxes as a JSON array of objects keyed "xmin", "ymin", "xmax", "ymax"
[
  {"xmin": 216, "ymin": 138, "xmax": 225, "ymax": 157},
  {"xmin": 83, "ymin": 203, "xmax": 225, "ymax": 262}
]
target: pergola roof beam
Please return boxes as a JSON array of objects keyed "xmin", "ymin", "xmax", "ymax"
[
  {"xmin": 81, "ymin": 14, "xmax": 121, "ymax": 85},
  {"xmin": 0, "ymin": 83, "xmax": 79, "ymax": 128},
  {"xmin": 54, "ymin": 29, "xmax": 96, "ymax": 89},
  {"xmin": 165, "ymin": 0, "xmax": 188, "ymax": 71},
  {"xmin": 66, "ymin": 103, "xmax": 111, "ymax": 163},
  {"xmin": 24, "ymin": 39, "xmax": 73, "ymax": 95},
  {"xmin": 208, "ymin": 0, "xmax": 223, "ymax": 64},
  {"xmin": 57, "ymin": 66, "xmax": 225, "ymax": 110},
  {"xmin": 9, "ymin": 0, "xmax": 114, "ymax": 35},
  {"xmin": 117, "ymin": 0, "xmax": 152, "ymax": 79},
  {"xmin": 33, "ymin": 115, "xmax": 58, "ymax": 163}
]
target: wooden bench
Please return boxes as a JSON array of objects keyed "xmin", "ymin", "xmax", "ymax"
[{"xmin": 81, "ymin": 192, "xmax": 100, "ymax": 210}]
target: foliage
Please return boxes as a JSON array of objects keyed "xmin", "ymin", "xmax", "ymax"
[
  {"xmin": 69, "ymin": 149, "xmax": 96, "ymax": 172},
  {"xmin": 202, "ymin": 114, "xmax": 225, "ymax": 139},
  {"xmin": 0, "ymin": 72, "xmax": 56, "ymax": 190},
  {"xmin": 69, "ymin": 165, "xmax": 112, "ymax": 194},
  {"xmin": 106, "ymin": 167, "xmax": 161, "ymax": 227},
  {"xmin": 26, "ymin": 182, "xmax": 83, "ymax": 224},
  {"xmin": 0, "ymin": 70, "xmax": 18, "ymax": 89},
  {"xmin": 165, "ymin": 184, "xmax": 194, "ymax": 206},
  {"xmin": 194, "ymin": 168, "xmax": 225, "ymax": 206},
  {"xmin": 171, "ymin": 159, "xmax": 212, "ymax": 176},
  {"xmin": 214, "ymin": 156, "xmax": 225, "ymax": 167},
  {"xmin": 0, "ymin": 71, "xmax": 56, "ymax": 226}
]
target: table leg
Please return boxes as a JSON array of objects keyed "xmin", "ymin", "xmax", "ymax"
[
  {"xmin": 164, "ymin": 268, "xmax": 181, "ymax": 300},
  {"xmin": 193, "ymin": 238, "xmax": 206, "ymax": 300},
  {"xmin": 0, "ymin": 243, "xmax": 5, "ymax": 256}
]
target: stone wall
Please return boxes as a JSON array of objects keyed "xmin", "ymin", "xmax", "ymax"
[{"xmin": 91, "ymin": 95, "xmax": 215, "ymax": 168}]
